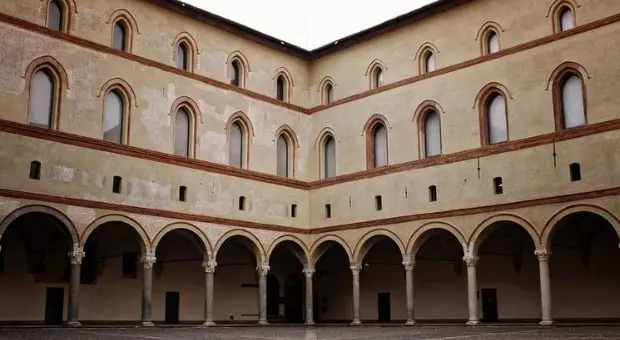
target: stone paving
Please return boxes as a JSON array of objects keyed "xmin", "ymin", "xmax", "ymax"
[{"xmin": 0, "ymin": 325, "xmax": 619, "ymax": 340}]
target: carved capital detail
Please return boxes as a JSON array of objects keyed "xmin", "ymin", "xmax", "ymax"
[
  {"xmin": 463, "ymin": 254, "xmax": 479, "ymax": 267},
  {"xmin": 402, "ymin": 254, "xmax": 415, "ymax": 271},
  {"xmin": 302, "ymin": 268, "xmax": 315, "ymax": 278},
  {"xmin": 141, "ymin": 254, "xmax": 157, "ymax": 269},
  {"xmin": 202, "ymin": 259, "xmax": 217, "ymax": 274},
  {"xmin": 68, "ymin": 246, "xmax": 85, "ymax": 265},
  {"xmin": 350, "ymin": 264, "xmax": 362, "ymax": 275},
  {"xmin": 535, "ymin": 249, "xmax": 552, "ymax": 262},
  {"xmin": 256, "ymin": 264, "xmax": 270, "ymax": 276}
]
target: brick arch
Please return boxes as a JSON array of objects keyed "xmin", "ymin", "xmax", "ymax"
[
  {"xmin": 97, "ymin": 77, "xmax": 138, "ymax": 108},
  {"xmin": 475, "ymin": 83, "xmax": 511, "ymax": 146},
  {"xmin": 170, "ymin": 96, "xmax": 203, "ymax": 123},
  {"xmin": 361, "ymin": 113, "xmax": 391, "ymax": 136},
  {"xmin": 172, "ymin": 32, "xmax": 200, "ymax": 73},
  {"xmin": 406, "ymin": 221, "xmax": 467, "ymax": 257},
  {"xmin": 274, "ymin": 124, "xmax": 299, "ymax": 149},
  {"xmin": 546, "ymin": 0, "xmax": 581, "ymax": 18},
  {"xmin": 214, "ymin": 229, "xmax": 266, "ymax": 264},
  {"xmin": 414, "ymin": 42, "xmax": 439, "ymax": 74},
  {"xmin": 151, "ymin": 222, "xmax": 213, "ymax": 259},
  {"xmin": 226, "ymin": 50, "xmax": 250, "ymax": 87},
  {"xmin": 273, "ymin": 67, "xmax": 295, "ymax": 87},
  {"xmin": 0, "ymin": 204, "xmax": 79, "ymax": 246},
  {"xmin": 314, "ymin": 126, "xmax": 336, "ymax": 150},
  {"xmin": 309, "ymin": 234, "xmax": 353, "ymax": 267},
  {"xmin": 468, "ymin": 213, "xmax": 541, "ymax": 256},
  {"xmin": 41, "ymin": 0, "xmax": 77, "ymax": 32},
  {"xmin": 474, "ymin": 21, "xmax": 505, "ymax": 41},
  {"xmin": 546, "ymin": 61, "xmax": 590, "ymax": 131},
  {"xmin": 363, "ymin": 114, "xmax": 391, "ymax": 169},
  {"xmin": 80, "ymin": 214, "xmax": 150, "ymax": 254},
  {"xmin": 545, "ymin": 61, "xmax": 591, "ymax": 91},
  {"xmin": 414, "ymin": 100, "xmax": 444, "ymax": 158},
  {"xmin": 266, "ymin": 234, "xmax": 310, "ymax": 268},
  {"xmin": 353, "ymin": 228, "xmax": 406, "ymax": 264},
  {"xmin": 541, "ymin": 204, "xmax": 620, "ymax": 251},
  {"xmin": 364, "ymin": 59, "xmax": 387, "ymax": 76},
  {"xmin": 547, "ymin": 0, "xmax": 581, "ymax": 33},
  {"xmin": 23, "ymin": 55, "xmax": 69, "ymax": 130},
  {"xmin": 106, "ymin": 9, "xmax": 140, "ymax": 53}
]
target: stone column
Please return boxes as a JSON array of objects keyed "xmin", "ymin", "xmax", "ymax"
[
  {"xmin": 350, "ymin": 264, "xmax": 361, "ymax": 325},
  {"xmin": 464, "ymin": 255, "xmax": 480, "ymax": 326},
  {"xmin": 536, "ymin": 249, "xmax": 553, "ymax": 325},
  {"xmin": 66, "ymin": 246, "xmax": 85, "ymax": 327},
  {"xmin": 140, "ymin": 252, "xmax": 156, "ymax": 327},
  {"xmin": 257, "ymin": 264, "xmax": 270, "ymax": 325},
  {"xmin": 202, "ymin": 259, "xmax": 217, "ymax": 326},
  {"xmin": 303, "ymin": 268, "xmax": 315, "ymax": 325},
  {"xmin": 403, "ymin": 255, "xmax": 416, "ymax": 325}
]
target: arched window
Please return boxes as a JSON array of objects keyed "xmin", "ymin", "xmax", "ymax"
[
  {"xmin": 113, "ymin": 20, "xmax": 128, "ymax": 51},
  {"xmin": 559, "ymin": 7, "xmax": 575, "ymax": 31},
  {"xmin": 323, "ymin": 83, "xmax": 333, "ymax": 105},
  {"xmin": 371, "ymin": 66, "xmax": 383, "ymax": 89},
  {"xmin": 487, "ymin": 30, "xmax": 500, "ymax": 54},
  {"xmin": 177, "ymin": 42, "xmax": 189, "ymax": 71},
  {"xmin": 29, "ymin": 70, "xmax": 55, "ymax": 129},
  {"xmin": 372, "ymin": 124, "xmax": 388, "ymax": 168},
  {"xmin": 229, "ymin": 122, "xmax": 245, "ymax": 168},
  {"xmin": 486, "ymin": 93, "xmax": 508, "ymax": 144},
  {"xmin": 560, "ymin": 74, "xmax": 586, "ymax": 129},
  {"xmin": 424, "ymin": 51, "xmax": 436, "ymax": 73},
  {"xmin": 48, "ymin": 0, "xmax": 65, "ymax": 31},
  {"xmin": 323, "ymin": 135, "xmax": 336, "ymax": 178},
  {"xmin": 276, "ymin": 134, "xmax": 290, "ymax": 177},
  {"xmin": 231, "ymin": 60, "xmax": 242, "ymax": 87},
  {"xmin": 424, "ymin": 111, "xmax": 441, "ymax": 157},
  {"xmin": 276, "ymin": 75, "xmax": 286, "ymax": 101},
  {"xmin": 103, "ymin": 90, "xmax": 124, "ymax": 143},
  {"xmin": 174, "ymin": 108, "xmax": 190, "ymax": 156}
]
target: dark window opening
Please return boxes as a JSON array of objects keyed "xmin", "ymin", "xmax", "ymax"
[
  {"xmin": 239, "ymin": 196, "xmax": 246, "ymax": 211},
  {"xmin": 231, "ymin": 61, "xmax": 241, "ymax": 86},
  {"xmin": 29, "ymin": 161, "xmax": 41, "ymax": 180},
  {"xmin": 325, "ymin": 204, "xmax": 331, "ymax": 218},
  {"xmin": 429, "ymin": 185, "xmax": 437, "ymax": 202},
  {"xmin": 122, "ymin": 252, "xmax": 138, "ymax": 279},
  {"xmin": 112, "ymin": 176, "xmax": 122, "ymax": 194},
  {"xmin": 375, "ymin": 195, "xmax": 383, "ymax": 211},
  {"xmin": 276, "ymin": 76, "xmax": 285, "ymax": 101},
  {"xmin": 569, "ymin": 163, "xmax": 581, "ymax": 181},
  {"xmin": 291, "ymin": 204, "xmax": 297, "ymax": 218},
  {"xmin": 493, "ymin": 177, "xmax": 503, "ymax": 194},
  {"xmin": 179, "ymin": 186, "xmax": 187, "ymax": 202}
]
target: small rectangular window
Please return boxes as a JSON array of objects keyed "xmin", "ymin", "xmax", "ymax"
[
  {"xmin": 179, "ymin": 186, "xmax": 187, "ymax": 202},
  {"xmin": 569, "ymin": 163, "xmax": 581, "ymax": 182},
  {"xmin": 429, "ymin": 185, "xmax": 437, "ymax": 202},
  {"xmin": 325, "ymin": 204, "xmax": 331, "ymax": 219},
  {"xmin": 29, "ymin": 161, "xmax": 41, "ymax": 180},
  {"xmin": 122, "ymin": 252, "xmax": 138, "ymax": 279},
  {"xmin": 493, "ymin": 177, "xmax": 503, "ymax": 195},
  {"xmin": 112, "ymin": 176, "xmax": 122, "ymax": 194},
  {"xmin": 239, "ymin": 196, "xmax": 246, "ymax": 211},
  {"xmin": 375, "ymin": 195, "xmax": 383, "ymax": 211},
  {"xmin": 291, "ymin": 204, "xmax": 297, "ymax": 218}
]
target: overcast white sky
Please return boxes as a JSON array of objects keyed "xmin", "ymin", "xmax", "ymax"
[{"xmin": 182, "ymin": 0, "xmax": 437, "ymax": 50}]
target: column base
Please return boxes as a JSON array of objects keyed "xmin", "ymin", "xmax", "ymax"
[
  {"xmin": 258, "ymin": 320, "xmax": 269, "ymax": 326},
  {"xmin": 539, "ymin": 320, "xmax": 554, "ymax": 326},
  {"xmin": 140, "ymin": 321, "xmax": 155, "ymax": 327},
  {"xmin": 351, "ymin": 319, "xmax": 361, "ymax": 326},
  {"xmin": 404, "ymin": 319, "xmax": 416, "ymax": 326},
  {"xmin": 305, "ymin": 321, "xmax": 315, "ymax": 326},
  {"xmin": 202, "ymin": 321, "xmax": 216, "ymax": 327},
  {"xmin": 64, "ymin": 321, "xmax": 81, "ymax": 327},
  {"xmin": 466, "ymin": 320, "xmax": 480, "ymax": 326}
]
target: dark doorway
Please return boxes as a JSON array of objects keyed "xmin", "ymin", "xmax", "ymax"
[
  {"xmin": 377, "ymin": 292, "xmax": 391, "ymax": 322},
  {"xmin": 45, "ymin": 287, "xmax": 64, "ymax": 325},
  {"xmin": 267, "ymin": 274, "xmax": 280, "ymax": 316},
  {"xmin": 284, "ymin": 275, "xmax": 303, "ymax": 322},
  {"xmin": 165, "ymin": 291, "xmax": 180, "ymax": 324},
  {"xmin": 481, "ymin": 288, "xmax": 498, "ymax": 322}
]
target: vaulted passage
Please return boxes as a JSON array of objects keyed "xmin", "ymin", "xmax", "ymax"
[
  {"xmin": 267, "ymin": 241, "xmax": 307, "ymax": 323},
  {"xmin": 313, "ymin": 241, "xmax": 352, "ymax": 323}
]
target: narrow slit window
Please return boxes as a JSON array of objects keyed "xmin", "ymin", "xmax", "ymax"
[
  {"xmin": 177, "ymin": 42, "xmax": 189, "ymax": 71},
  {"xmin": 569, "ymin": 163, "xmax": 581, "ymax": 181},
  {"xmin": 276, "ymin": 75, "xmax": 286, "ymax": 101},
  {"xmin": 238, "ymin": 196, "xmax": 246, "ymax": 211},
  {"xmin": 429, "ymin": 185, "xmax": 437, "ymax": 202},
  {"xmin": 291, "ymin": 204, "xmax": 297, "ymax": 218},
  {"xmin": 372, "ymin": 67, "xmax": 383, "ymax": 88},
  {"xmin": 493, "ymin": 177, "xmax": 503, "ymax": 194},
  {"xmin": 424, "ymin": 51, "xmax": 436, "ymax": 73},
  {"xmin": 113, "ymin": 21, "xmax": 128, "ymax": 51},
  {"xmin": 324, "ymin": 135, "xmax": 336, "ymax": 178},
  {"xmin": 375, "ymin": 195, "xmax": 383, "ymax": 211},
  {"xmin": 48, "ymin": 0, "xmax": 64, "ymax": 31},
  {"xmin": 487, "ymin": 31, "xmax": 500, "ymax": 54},
  {"xmin": 231, "ymin": 60, "xmax": 241, "ymax": 87},
  {"xmin": 324, "ymin": 83, "xmax": 333, "ymax": 105},
  {"xmin": 29, "ymin": 161, "xmax": 41, "ymax": 180},
  {"xmin": 325, "ymin": 204, "xmax": 331, "ymax": 219},
  {"xmin": 112, "ymin": 176, "xmax": 122, "ymax": 194},
  {"xmin": 179, "ymin": 186, "xmax": 187, "ymax": 202}
]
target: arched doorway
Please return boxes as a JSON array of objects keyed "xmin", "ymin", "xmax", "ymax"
[
  {"xmin": 0, "ymin": 209, "xmax": 76, "ymax": 324},
  {"xmin": 266, "ymin": 273, "xmax": 281, "ymax": 318},
  {"xmin": 474, "ymin": 220, "xmax": 539, "ymax": 322},
  {"xmin": 80, "ymin": 220, "xmax": 147, "ymax": 323},
  {"xmin": 413, "ymin": 228, "xmax": 466, "ymax": 322},
  {"xmin": 312, "ymin": 240, "xmax": 351, "ymax": 323},
  {"xmin": 153, "ymin": 228, "xmax": 207, "ymax": 325},
  {"xmin": 548, "ymin": 211, "xmax": 620, "ymax": 320},
  {"xmin": 267, "ymin": 240, "xmax": 307, "ymax": 323}
]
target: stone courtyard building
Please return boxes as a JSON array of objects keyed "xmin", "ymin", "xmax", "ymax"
[{"xmin": 0, "ymin": 0, "xmax": 619, "ymax": 326}]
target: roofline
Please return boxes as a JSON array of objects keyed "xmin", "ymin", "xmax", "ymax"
[{"xmin": 147, "ymin": 0, "xmax": 468, "ymax": 60}]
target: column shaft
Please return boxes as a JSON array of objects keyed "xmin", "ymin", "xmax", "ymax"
[
  {"xmin": 140, "ymin": 254, "xmax": 156, "ymax": 327},
  {"xmin": 404, "ymin": 258, "xmax": 415, "ymax": 325},
  {"xmin": 257, "ymin": 265, "xmax": 269, "ymax": 325},
  {"xmin": 203, "ymin": 260, "xmax": 216, "ymax": 326},
  {"xmin": 303, "ymin": 269, "xmax": 315, "ymax": 325},
  {"xmin": 465, "ymin": 255, "xmax": 480, "ymax": 326},
  {"xmin": 351, "ymin": 265, "xmax": 361, "ymax": 325},
  {"xmin": 537, "ymin": 250, "xmax": 553, "ymax": 325},
  {"xmin": 66, "ymin": 247, "xmax": 84, "ymax": 327}
]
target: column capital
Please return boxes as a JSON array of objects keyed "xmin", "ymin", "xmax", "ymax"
[
  {"xmin": 402, "ymin": 256, "xmax": 415, "ymax": 271},
  {"xmin": 350, "ymin": 263, "xmax": 362, "ymax": 275},
  {"xmin": 535, "ymin": 249, "xmax": 552, "ymax": 261},
  {"xmin": 141, "ymin": 254, "xmax": 157, "ymax": 269},
  {"xmin": 302, "ymin": 268, "xmax": 315, "ymax": 278},
  {"xmin": 202, "ymin": 259, "xmax": 217, "ymax": 273},
  {"xmin": 463, "ymin": 254, "xmax": 479, "ymax": 267},
  {"xmin": 256, "ymin": 264, "xmax": 270, "ymax": 276},
  {"xmin": 68, "ymin": 246, "xmax": 85, "ymax": 265}
]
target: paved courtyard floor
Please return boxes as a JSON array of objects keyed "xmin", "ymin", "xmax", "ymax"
[{"xmin": 1, "ymin": 325, "xmax": 619, "ymax": 340}]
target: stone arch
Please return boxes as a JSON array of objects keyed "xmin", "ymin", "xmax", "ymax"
[
  {"xmin": 414, "ymin": 42, "xmax": 440, "ymax": 61},
  {"xmin": 474, "ymin": 21, "xmax": 505, "ymax": 41},
  {"xmin": 353, "ymin": 228, "xmax": 406, "ymax": 264},
  {"xmin": 414, "ymin": 42, "xmax": 439, "ymax": 74},
  {"xmin": 169, "ymin": 96, "xmax": 203, "ymax": 123},
  {"xmin": 106, "ymin": 9, "xmax": 140, "ymax": 33},
  {"xmin": 546, "ymin": 0, "xmax": 581, "ymax": 34},
  {"xmin": 41, "ymin": 0, "xmax": 77, "ymax": 32},
  {"xmin": 225, "ymin": 111, "xmax": 255, "ymax": 137},
  {"xmin": 80, "ymin": 214, "xmax": 150, "ymax": 253},
  {"xmin": 23, "ymin": 56, "xmax": 69, "ymax": 90},
  {"xmin": 172, "ymin": 31, "xmax": 200, "ymax": 72},
  {"xmin": 541, "ymin": 204, "xmax": 620, "ymax": 250},
  {"xmin": 266, "ymin": 234, "xmax": 310, "ymax": 268},
  {"xmin": 274, "ymin": 124, "xmax": 299, "ymax": 149},
  {"xmin": 0, "ymin": 204, "xmax": 79, "ymax": 246},
  {"xmin": 406, "ymin": 221, "xmax": 467, "ymax": 257},
  {"xmin": 309, "ymin": 234, "xmax": 353, "ymax": 267},
  {"xmin": 214, "ymin": 228, "xmax": 266, "ymax": 264},
  {"xmin": 273, "ymin": 67, "xmax": 295, "ymax": 87},
  {"xmin": 151, "ymin": 222, "xmax": 213, "ymax": 259},
  {"xmin": 468, "ymin": 213, "xmax": 541, "ymax": 256},
  {"xmin": 314, "ymin": 126, "xmax": 336, "ymax": 150},
  {"xmin": 364, "ymin": 59, "xmax": 387, "ymax": 76}
]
